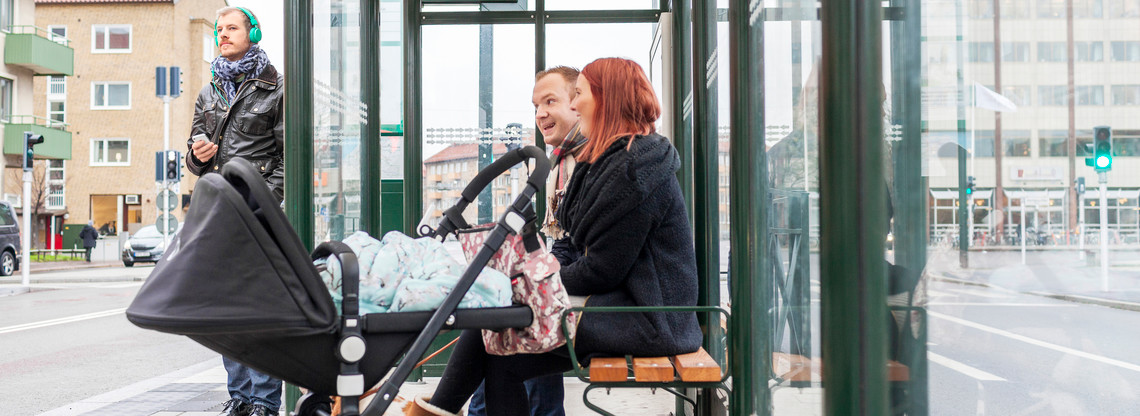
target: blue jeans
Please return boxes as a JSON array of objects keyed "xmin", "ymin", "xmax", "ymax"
[
  {"xmin": 467, "ymin": 373, "xmax": 565, "ymax": 416},
  {"xmin": 223, "ymin": 356, "xmax": 282, "ymax": 411}
]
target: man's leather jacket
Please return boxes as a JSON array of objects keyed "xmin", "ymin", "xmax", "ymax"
[{"xmin": 187, "ymin": 64, "xmax": 285, "ymax": 202}]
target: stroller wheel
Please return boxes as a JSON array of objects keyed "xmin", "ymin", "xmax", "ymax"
[{"xmin": 294, "ymin": 392, "xmax": 333, "ymax": 416}]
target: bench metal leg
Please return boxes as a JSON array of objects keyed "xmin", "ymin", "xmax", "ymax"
[{"xmin": 583, "ymin": 384, "xmax": 730, "ymax": 416}]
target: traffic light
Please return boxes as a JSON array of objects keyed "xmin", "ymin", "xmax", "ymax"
[
  {"xmin": 1089, "ymin": 126, "xmax": 1112, "ymax": 171},
  {"xmin": 23, "ymin": 132, "xmax": 43, "ymax": 170},
  {"xmin": 1075, "ymin": 177, "xmax": 1086, "ymax": 194},
  {"xmin": 966, "ymin": 176, "xmax": 976, "ymax": 196},
  {"xmin": 165, "ymin": 150, "xmax": 181, "ymax": 182},
  {"xmin": 169, "ymin": 66, "xmax": 183, "ymax": 98}
]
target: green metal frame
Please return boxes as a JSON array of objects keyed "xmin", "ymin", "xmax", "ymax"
[
  {"xmin": 362, "ymin": 0, "xmax": 383, "ymax": 236},
  {"xmin": 819, "ymin": 0, "xmax": 889, "ymax": 414}
]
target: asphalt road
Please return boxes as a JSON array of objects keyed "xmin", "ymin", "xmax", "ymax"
[
  {"xmin": 0, "ymin": 266, "xmax": 217, "ymax": 416},
  {"xmin": 925, "ymin": 279, "xmax": 1140, "ymax": 415}
]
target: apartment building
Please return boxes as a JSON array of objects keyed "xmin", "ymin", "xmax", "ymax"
[
  {"xmin": 29, "ymin": 0, "xmax": 224, "ymax": 242},
  {"xmin": 924, "ymin": 0, "xmax": 1140, "ymax": 241},
  {"xmin": 0, "ymin": 0, "xmax": 72, "ymax": 250}
]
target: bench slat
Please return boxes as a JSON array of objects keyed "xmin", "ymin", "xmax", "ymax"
[
  {"xmin": 632, "ymin": 357, "xmax": 674, "ymax": 382},
  {"xmin": 672, "ymin": 348, "xmax": 721, "ymax": 382},
  {"xmin": 589, "ymin": 357, "xmax": 629, "ymax": 382},
  {"xmin": 772, "ymin": 353, "xmax": 910, "ymax": 382}
]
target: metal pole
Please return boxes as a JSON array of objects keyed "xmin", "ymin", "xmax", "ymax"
[
  {"xmin": 728, "ymin": 0, "xmax": 768, "ymax": 413},
  {"xmin": 21, "ymin": 170, "xmax": 31, "ymax": 287},
  {"xmin": 1099, "ymin": 172, "xmax": 1108, "ymax": 291},
  {"xmin": 477, "ymin": 24, "xmax": 493, "ymax": 224},
  {"xmin": 403, "ymin": 0, "xmax": 423, "ymax": 235},
  {"xmin": 1020, "ymin": 199, "xmax": 1026, "ymax": 264},
  {"xmin": 162, "ymin": 95, "xmax": 172, "ymax": 248},
  {"xmin": 820, "ymin": 0, "xmax": 887, "ymax": 411},
  {"xmin": 955, "ymin": 0, "xmax": 968, "ymax": 269},
  {"xmin": 672, "ymin": 0, "xmax": 694, "ymax": 227},
  {"xmin": 1079, "ymin": 193, "xmax": 1084, "ymax": 259},
  {"xmin": 361, "ymin": 0, "xmax": 382, "ymax": 236}
]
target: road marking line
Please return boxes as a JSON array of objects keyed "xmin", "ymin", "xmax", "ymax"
[
  {"xmin": 0, "ymin": 307, "xmax": 127, "ymax": 334},
  {"xmin": 930, "ymin": 302, "xmax": 1077, "ymax": 307},
  {"xmin": 944, "ymin": 288, "xmax": 1012, "ymax": 299},
  {"xmin": 928, "ymin": 352, "xmax": 1006, "ymax": 381},
  {"xmin": 930, "ymin": 311, "xmax": 1140, "ymax": 373}
]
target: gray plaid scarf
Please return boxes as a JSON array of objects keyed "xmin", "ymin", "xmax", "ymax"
[{"xmin": 211, "ymin": 44, "xmax": 269, "ymax": 103}]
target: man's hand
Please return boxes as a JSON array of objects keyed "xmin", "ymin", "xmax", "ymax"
[{"xmin": 191, "ymin": 139, "xmax": 219, "ymax": 163}]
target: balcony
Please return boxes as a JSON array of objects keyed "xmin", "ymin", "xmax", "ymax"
[
  {"xmin": 4, "ymin": 26, "xmax": 74, "ymax": 76},
  {"xmin": 4, "ymin": 115, "xmax": 71, "ymax": 160}
]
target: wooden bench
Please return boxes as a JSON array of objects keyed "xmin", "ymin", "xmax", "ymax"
[
  {"xmin": 587, "ymin": 347, "xmax": 723, "ymax": 383},
  {"xmin": 771, "ymin": 352, "xmax": 910, "ymax": 383}
]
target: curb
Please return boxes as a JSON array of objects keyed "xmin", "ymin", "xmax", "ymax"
[
  {"xmin": 29, "ymin": 262, "xmax": 122, "ymax": 273},
  {"xmin": 931, "ymin": 271, "xmax": 1140, "ymax": 312},
  {"xmin": 1026, "ymin": 291, "xmax": 1140, "ymax": 313}
]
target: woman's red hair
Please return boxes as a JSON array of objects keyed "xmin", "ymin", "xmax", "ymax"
[{"xmin": 577, "ymin": 58, "xmax": 661, "ymax": 164}]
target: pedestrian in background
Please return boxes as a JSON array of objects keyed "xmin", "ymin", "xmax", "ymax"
[
  {"xmin": 187, "ymin": 6, "xmax": 285, "ymax": 416},
  {"xmin": 79, "ymin": 221, "xmax": 98, "ymax": 262}
]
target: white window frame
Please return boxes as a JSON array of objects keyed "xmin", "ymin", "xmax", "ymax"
[
  {"xmin": 47, "ymin": 25, "xmax": 67, "ymax": 45},
  {"xmin": 47, "ymin": 75, "xmax": 66, "ymax": 96},
  {"xmin": 91, "ymin": 24, "xmax": 132, "ymax": 53},
  {"xmin": 47, "ymin": 99, "xmax": 66, "ymax": 127},
  {"xmin": 203, "ymin": 35, "xmax": 215, "ymax": 62},
  {"xmin": 91, "ymin": 81, "xmax": 131, "ymax": 110},
  {"xmin": 90, "ymin": 138, "xmax": 131, "ymax": 167}
]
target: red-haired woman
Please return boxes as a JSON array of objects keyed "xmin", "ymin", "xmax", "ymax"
[{"xmin": 406, "ymin": 58, "xmax": 700, "ymax": 416}]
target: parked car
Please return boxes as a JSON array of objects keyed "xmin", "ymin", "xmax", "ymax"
[
  {"xmin": 121, "ymin": 224, "xmax": 182, "ymax": 267},
  {"xmin": 0, "ymin": 201, "xmax": 20, "ymax": 276}
]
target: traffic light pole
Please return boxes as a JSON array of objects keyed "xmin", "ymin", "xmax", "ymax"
[
  {"xmin": 1099, "ymin": 171, "xmax": 1108, "ymax": 291},
  {"xmin": 20, "ymin": 169, "xmax": 30, "ymax": 287},
  {"xmin": 161, "ymin": 95, "xmax": 172, "ymax": 248}
]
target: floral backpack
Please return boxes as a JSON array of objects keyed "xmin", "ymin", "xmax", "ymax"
[{"xmin": 458, "ymin": 223, "xmax": 577, "ymax": 355}]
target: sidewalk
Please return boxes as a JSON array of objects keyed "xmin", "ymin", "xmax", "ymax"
[
  {"xmin": 927, "ymin": 248, "xmax": 1140, "ymax": 311},
  {"xmin": 38, "ymin": 358, "xmax": 694, "ymax": 416}
]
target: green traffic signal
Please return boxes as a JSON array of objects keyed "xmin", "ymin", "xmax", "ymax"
[{"xmin": 1093, "ymin": 126, "xmax": 1112, "ymax": 171}]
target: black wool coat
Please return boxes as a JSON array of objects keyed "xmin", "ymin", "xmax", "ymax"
[{"xmin": 556, "ymin": 133, "xmax": 702, "ymax": 358}]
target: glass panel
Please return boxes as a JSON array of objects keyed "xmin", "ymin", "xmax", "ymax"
[
  {"xmin": 95, "ymin": 27, "xmax": 106, "ymax": 50},
  {"xmin": 421, "ymin": 24, "xmax": 534, "ymax": 231},
  {"xmin": 923, "ymin": 0, "xmax": 1140, "ymax": 410},
  {"xmin": 109, "ymin": 84, "xmax": 129, "ymax": 107},
  {"xmin": 0, "ymin": 78, "xmax": 10, "ymax": 122},
  {"xmin": 313, "ymin": 0, "xmax": 364, "ymax": 244},
  {"xmin": 94, "ymin": 84, "xmax": 106, "ymax": 106},
  {"xmin": 108, "ymin": 26, "xmax": 130, "ymax": 49},
  {"xmin": 107, "ymin": 140, "xmax": 128, "ymax": 163}
]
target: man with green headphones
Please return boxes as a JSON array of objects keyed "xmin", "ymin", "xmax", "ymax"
[{"xmin": 186, "ymin": 7, "xmax": 284, "ymax": 416}]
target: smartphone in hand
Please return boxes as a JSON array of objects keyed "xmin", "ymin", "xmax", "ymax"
[{"xmin": 192, "ymin": 133, "xmax": 208, "ymax": 143}]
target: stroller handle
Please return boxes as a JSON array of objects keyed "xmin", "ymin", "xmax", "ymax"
[{"xmin": 427, "ymin": 146, "xmax": 551, "ymax": 238}]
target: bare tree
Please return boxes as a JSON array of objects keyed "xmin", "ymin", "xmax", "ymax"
[{"xmin": 7, "ymin": 162, "xmax": 59, "ymax": 250}]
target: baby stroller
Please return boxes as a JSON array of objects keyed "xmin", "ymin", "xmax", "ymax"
[{"xmin": 127, "ymin": 146, "xmax": 551, "ymax": 416}]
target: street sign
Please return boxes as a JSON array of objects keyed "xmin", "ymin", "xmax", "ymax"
[
  {"xmin": 156, "ymin": 213, "xmax": 178, "ymax": 234},
  {"xmin": 157, "ymin": 189, "xmax": 179, "ymax": 212}
]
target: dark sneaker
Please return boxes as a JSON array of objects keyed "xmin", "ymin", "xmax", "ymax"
[
  {"xmin": 220, "ymin": 399, "xmax": 248, "ymax": 416},
  {"xmin": 246, "ymin": 404, "xmax": 273, "ymax": 416}
]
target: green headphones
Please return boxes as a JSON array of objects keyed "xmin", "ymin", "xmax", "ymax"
[{"xmin": 214, "ymin": 7, "xmax": 261, "ymax": 46}]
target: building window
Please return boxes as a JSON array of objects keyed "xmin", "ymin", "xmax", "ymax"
[
  {"xmin": 969, "ymin": 42, "xmax": 995, "ymax": 63},
  {"xmin": 1108, "ymin": 0, "xmax": 1140, "ymax": 16},
  {"xmin": 1002, "ymin": 42, "xmax": 1031, "ymax": 62},
  {"xmin": 48, "ymin": 26, "xmax": 67, "ymax": 44},
  {"xmin": 92, "ymin": 82, "xmax": 131, "ymax": 110},
  {"xmin": 92, "ymin": 25, "xmax": 131, "ymax": 53},
  {"xmin": 48, "ymin": 100, "xmax": 65, "ymax": 126},
  {"xmin": 48, "ymin": 75, "xmax": 66, "ymax": 96},
  {"xmin": 203, "ymin": 35, "xmax": 214, "ymax": 62},
  {"xmin": 974, "ymin": 130, "xmax": 996, "ymax": 157},
  {"xmin": 1077, "ymin": 42, "xmax": 1104, "ymax": 62},
  {"xmin": 1001, "ymin": 0, "xmax": 1032, "ymax": 17},
  {"xmin": 969, "ymin": 0, "xmax": 995, "ymax": 17},
  {"xmin": 1077, "ymin": 86, "xmax": 1104, "ymax": 105},
  {"xmin": 1112, "ymin": 85, "xmax": 1140, "ymax": 105},
  {"xmin": 1115, "ymin": 137, "xmax": 1140, "ymax": 156},
  {"xmin": 1111, "ymin": 41, "xmax": 1140, "ymax": 61},
  {"xmin": 1038, "ymin": 85, "xmax": 1068, "ymax": 106},
  {"xmin": 0, "ymin": 0, "xmax": 11, "ymax": 32},
  {"xmin": 0, "ymin": 78, "xmax": 10, "ymax": 123},
  {"xmin": 1038, "ymin": 136, "xmax": 1069, "ymax": 157},
  {"xmin": 1002, "ymin": 85, "xmax": 1033, "ymax": 106},
  {"xmin": 91, "ymin": 139, "xmax": 130, "ymax": 166},
  {"xmin": 1038, "ymin": 42, "xmax": 1066, "ymax": 62},
  {"xmin": 1037, "ymin": 0, "xmax": 1067, "ymax": 17},
  {"xmin": 1003, "ymin": 131, "xmax": 1032, "ymax": 157}
]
